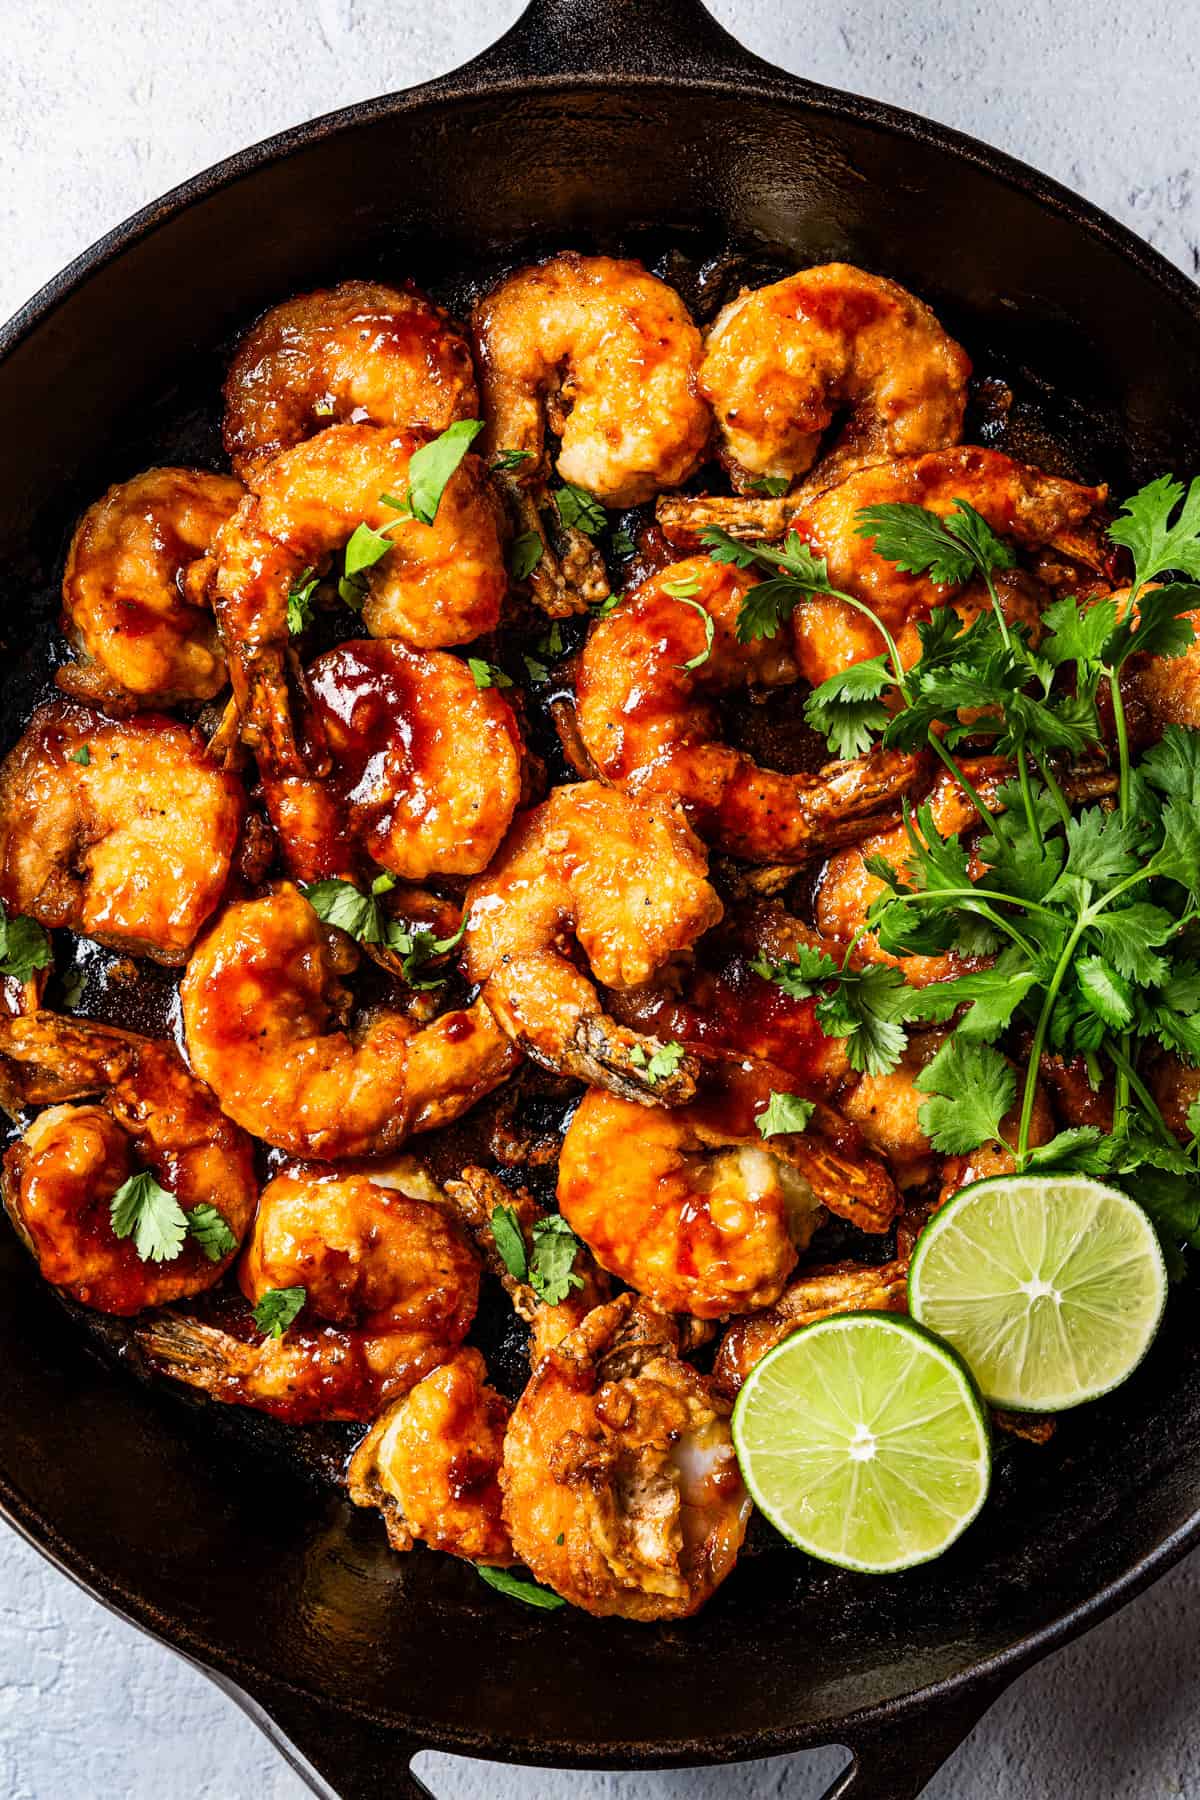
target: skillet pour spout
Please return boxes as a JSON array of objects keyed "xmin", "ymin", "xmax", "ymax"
[{"xmin": 1, "ymin": 0, "xmax": 1199, "ymax": 1796}]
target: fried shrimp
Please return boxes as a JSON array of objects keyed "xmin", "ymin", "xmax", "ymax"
[
  {"xmin": 180, "ymin": 882, "xmax": 518, "ymax": 1159},
  {"xmin": 787, "ymin": 447, "xmax": 1106, "ymax": 687},
  {"xmin": 500, "ymin": 1293, "xmax": 750, "ymax": 1620},
  {"xmin": 557, "ymin": 1086, "xmax": 825, "ymax": 1318},
  {"xmin": 471, "ymin": 252, "xmax": 711, "ymax": 614},
  {"xmin": 0, "ymin": 702, "xmax": 241, "ymax": 964},
  {"xmin": 0, "ymin": 1012, "xmax": 256, "ymax": 1314},
  {"xmin": 712, "ymin": 1260, "xmax": 910, "ymax": 1397},
  {"xmin": 815, "ymin": 757, "xmax": 1008, "ymax": 986},
  {"xmin": 348, "ymin": 1347, "xmax": 514, "ymax": 1562},
  {"xmin": 212, "ymin": 422, "xmax": 507, "ymax": 772},
  {"xmin": 136, "ymin": 1160, "xmax": 480, "ymax": 1422},
  {"xmin": 463, "ymin": 782, "xmax": 723, "ymax": 1103},
  {"xmin": 701, "ymin": 263, "xmax": 971, "ymax": 495},
  {"xmin": 223, "ymin": 280, "xmax": 479, "ymax": 481},
  {"xmin": 574, "ymin": 555, "xmax": 922, "ymax": 860},
  {"xmin": 59, "ymin": 467, "xmax": 243, "ymax": 708},
  {"xmin": 269, "ymin": 639, "xmax": 526, "ymax": 882}
]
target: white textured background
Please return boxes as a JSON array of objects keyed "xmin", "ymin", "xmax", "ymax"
[{"xmin": 1, "ymin": 1, "xmax": 1198, "ymax": 1796}]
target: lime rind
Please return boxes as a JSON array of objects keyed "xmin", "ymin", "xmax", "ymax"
[
  {"xmin": 731, "ymin": 1312, "xmax": 991, "ymax": 1574},
  {"xmin": 907, "ymin": 1175, "xmax": 1168, "ymax": 1413}
]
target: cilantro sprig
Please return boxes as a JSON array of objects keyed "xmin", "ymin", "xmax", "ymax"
[
  {"xmin": 747, "ymin": 474, "xmax": 1200, "ymax": 1258},
  {"xmin": 491, "ymin": 1204, "xmax": 585, "ymax": 1305},
  {"xmin": 300, "ymin": 875, "xmax": 465, "ymax": 989}
]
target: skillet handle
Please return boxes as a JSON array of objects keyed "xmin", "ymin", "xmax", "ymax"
[
  {"xmin": 817, "ymin": 1677, "xmax": 1010, "ymax": 1800},
  {"xmin": 433, "ymin": 0, "xmax": 779, "ymax": 87},
  {"xmin": 211, "ymin": 1675, "xmax": 437, "ymax": 1800}
]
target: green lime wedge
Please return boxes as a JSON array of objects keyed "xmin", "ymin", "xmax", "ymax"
[
  {"xmin": 908, "ymin": 1174, "xmax": 1167, "ymax": 1412},
  {"xmin": 731, "ymin": 1313, "xmax": 991, "ymax": 1573}
]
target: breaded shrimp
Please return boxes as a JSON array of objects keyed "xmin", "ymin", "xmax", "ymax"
[
  {"xmin": 557, "ymin": 1085, "xmax": 825, "ymax": 1318},
  {"xmin": 500, "ymin": 1293, "xmax": 750, "ymax": 1620},
  {"xmin": 462, "ymin": 782, "xmax": 723, "ymax": 1103},
  {"xmin": 787, "ymin": 447, "xmax": 1106, "ymax": 687},
  {"xmin": 816, "ymin": 758, "xmax": 1009, "ymax": 986},
  {"xmin": 0, "ymin": 702, "xmax": 242, "ymax": 964},
  {"xmin": 574, "ymin": 555, "xmax": 922, "ymax": 860},
  {"xmin": 712, "ymin": 1260, "xmax": 910, "ymax": 1397},
  {"xmin": 292, "ymin": 638, "xmax": 525, "ymax": 882},
  {"xmin": 59, "ymin": 467, "xmax": 242, "ymax": 708},
  {"xmin": 0, "ymin": 1012, "xmax": 256, "ymax": 1314},
  {"xmin": 135, "ymin": 1160, "xmax": 480, "ymax": 1422},
  {"xmin": 211, "ymin": 422, "xmax": 507, "ymax": 773},
  {"xmin": 700, "ymin": 264, "xmax": 970, "ymax": 495},
  {"xmin": 180, "ymin": 882, "xmax": 518, "ymax": 1159},
  {"xmin": 224, "ymin": 281, "xmax": 479, "ymax": 481},
  {"xmin": 471, "ymin": 252, "xmax": 711, "ymax": 613},
  {"xmin": 348, "ymin": 1348, "xmax": 515, "ymax": 1563}
]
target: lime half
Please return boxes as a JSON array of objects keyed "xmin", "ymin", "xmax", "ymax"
[
  {"xmin": 731, "ymin": 1313, "xmax": 991, "ymax": 1573},
  {"xmin": 908, "ymin": 1175, "xmax": 1167, "ymax": 1412}
]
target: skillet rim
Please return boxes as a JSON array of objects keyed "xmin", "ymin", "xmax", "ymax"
[{"xmin": 1, "ymin": 40, "xmax": 1199, "ymax": 1781}]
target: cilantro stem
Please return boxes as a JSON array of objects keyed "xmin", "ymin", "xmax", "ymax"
[
  {"xmin": 1016, "ymin": 914, "xmax": 1088, "ymax": 1162},
  {"xmin": 1106, "ymin": 669, "xmax": 1134, "ymax": 823},
  {"xmin": 1030, "ymin": 747, "xmax": 1072, "ymax": 828},
  {"xmin": 1015, "ymin": 745, "xmax": 1039, "ymax": 842},
  {"xmin": 1103, "ymin": 1035, "xmax": 1178, "ymax": 1148},
  {"xmin": 982, "ymin": 569, "xmax": 1014, "ymax": 653}
]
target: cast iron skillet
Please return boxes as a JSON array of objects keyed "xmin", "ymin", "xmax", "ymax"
[{"xmin": 1, "ymin": 1, "xmax": 1199, "ymax": 1795}]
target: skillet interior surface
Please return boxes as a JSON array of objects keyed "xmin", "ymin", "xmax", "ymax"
[{"xmin": 2, "ymin": 6, "xmax": 1200, "ymax": 1782}]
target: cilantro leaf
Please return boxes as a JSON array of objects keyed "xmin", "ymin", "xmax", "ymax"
[
  {"xmin": 902, "ymin": 952, "xmax": 1038, "ymax": 1041},
  {"xmin": 914, "ymin": 1037, "xmax": 1017, "ymax": 1154},
  {"xmin": 1040, "ymin": 594, "xmax": 1120, "ymax": 669},
  {"xmin": 854, "ymin": 498, "xmax": 1015, "ymax": 587},
  {"xmin": 756, "ymin": 1092, "xmax": 816, "ymax": 1138},
  {"xmin": 734, "ymin": 578, "xmax": 805, "ymax": 643},
  {"xmin": 0, "ymin": 903, "xmax": 52, "ymax": 981},
  {"xmin": 401, "ymin": 420, "xmax": 484, "ymax": 525},
  {"xmin": 301, "ymin": 876, "xmax": 386, "ymax": 945},
  {"xmin": 1108, "ymin": 475, "xmax": 1200, "ymax": 587},
  {"xmin": 523, "ymin": 655, "xmax": 550, "ymax": 683},
  {"xmin": 68, "ymin": 744, "xmax": 91, "ymax": 766},
  {"xmin": 491, "ymin": 1203, "xmax": 529, "ymax": 1283},
  {"xmin": 476, "ymin": 1565, "xmax": 565, "ymax": 1610},
  {"xmin": 344, "ymin": 520, "xmax": 394, "ymax": 578},
  {"xmin": 1142, "ymin": 725, "xmax": 1200, "ymax": 805},
  {"xmin": 1075, "ymin": 956, "xmax": 1134, "ymax": 1029},
  {"xmin": 815, "ymin": 964, "xmax": 917, "ymax": 1076},
  {"xmin": 187, "ymin": 1203, "xmax": 238, "ymax": 1263},
  {"xmin": 628, "ymin": 1041, "xmax": 686, "ymax": 1084},
  {"xmin": 252, "ymin": 1286, "xmax": 307, "ymax": 1338},
  {"xmin": 748, "ymin": 476, "xmax": 791, "ymax": 496},
  {"xmin": 554, "ymin": 483, "xmax": 606, "ymax": 538},
  {"xmin": 528, "ymin": 1215, "xmax": 585, "ymax": 1305},
  {"xmin": 1023, "ymin": 1128, "xmax": 1114, "ymax": 1176},
  {"xmin": 1102, "ymin": 582, "xmax": 1200, "ymax": 670},
  {"xmin": 492, "ymin": 448, "xmax": 533, "ymax": 472},
  {"xmin": 750, "ymin": 947, "xmax": 840, "ymax": 999},
  {"xmin": 385, "ymin": 917, "xmax": 466, "ymax": 990},
  {"xmin": 109, "ymin": 1171, "xmax": 188, "ymax": 1264},
  {"xmin": 1086, "ymin": 903, "xmax": 1175, "ymax": 986},
  {"xmin": 286, "ymin": 566, "xmax": 320, "ymax": 635},
  {"xmin": 510, "ymin": 530, "xmax": 543, "ymax": 581},
  {"xmin": 612, "ymin": 527, "xmax": 636, "ymax": 559},
  {"xmin": 803, "ymin": 655, "xmax": 892, "ymax": 759},
  {"xmin": 468, "ymin": 658, "xmax": 514, "ymax": 690}
]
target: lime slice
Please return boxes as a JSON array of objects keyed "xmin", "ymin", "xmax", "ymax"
[
  {"xmin": 908, "ymin": 1174, "xmax": 1167, "ymax": 1412},
  {"xmin": 731, "ymin": 1313, "xmax": 991, "ymax": 1573}
]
